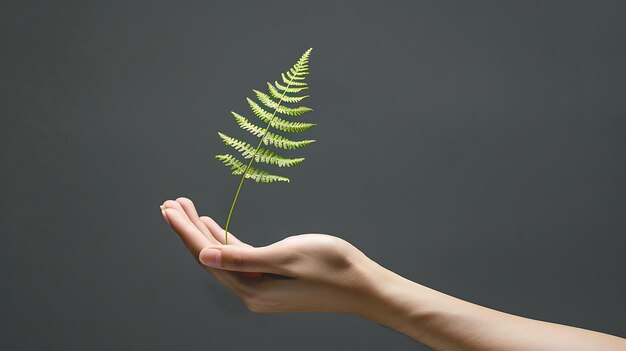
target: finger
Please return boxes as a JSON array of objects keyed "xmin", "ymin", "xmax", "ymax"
[
  {"xmin": 162, "ymin": 203, "xmax": 266, "ymax": 289},
  {"xmin": 162, "ymin": 200, "xmax": 194, "ymax": 226},
  {"xmin": 160, "ymin": 204, "xmax": 170, "ymax": 225},
  {"xmin": 198, "ymin": 244, "xmax": 293, "ymax": 275},
  {"xmin": 162, "ymin": 199, "xmax": 219, "ymax": 245},
  {"xmin": 163, "ymin": 208, "xmax": 211, "ymax": 258},
  {"xmin": 163, "ymin": 201, "xmax": 264, "ymax": 274},
  {"xmin": 199, "ymin": 216, "xmax": 248, "ymax": 246},
  {"xmin": 175, "ymin": 197, "xmax": 220, "ymax": 245}
]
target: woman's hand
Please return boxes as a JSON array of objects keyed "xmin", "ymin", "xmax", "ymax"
[
  {"xmin": 160, "ymin": 197, "xmax": 384, "ymax": 315},
  {"xmin": 160, "ymin": 197, "xmax": 626, "ymax": 350}
]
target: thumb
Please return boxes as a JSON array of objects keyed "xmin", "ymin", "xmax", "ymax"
[{"xmin": 199, "ymin": 245, "xmax": 285, "ymax": 274}]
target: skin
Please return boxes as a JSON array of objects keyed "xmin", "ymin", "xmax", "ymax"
[{"xmin": 160, "ymin": 197, "xmax": 626, "ymax": 351}]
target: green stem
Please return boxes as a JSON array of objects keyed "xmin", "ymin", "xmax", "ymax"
[{"xmin": 223, "ymin": 79, "xmax": 294, "ymax": 244}]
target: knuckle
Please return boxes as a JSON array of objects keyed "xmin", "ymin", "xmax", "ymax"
[
  {"xmin": 316, "ymin": 234, "xmax": 343, "ymax": 250},
  {"xmin": 329, "ymin": 235, "xmax": 351, "ymax": 250},
  {"xmin": 323, "ymin": 238, "xmax": 354, "ymax": 269}
]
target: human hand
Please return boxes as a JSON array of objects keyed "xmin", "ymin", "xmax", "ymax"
[
  {"xmin": 160, "ymin": 198, "xmax": 626, "ymax": 350},
  {"xmin": 160, "ymin": 197, "xmax": 386, "ymax": 315}
]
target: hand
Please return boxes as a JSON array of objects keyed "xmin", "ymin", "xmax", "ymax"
[
  {"xmin": 160, "ymin": 197, "xmax": 384, "ymax": 315},
  {"xmin": 159, "ymin": 198, "xmax": 626, "ymax": 351}
]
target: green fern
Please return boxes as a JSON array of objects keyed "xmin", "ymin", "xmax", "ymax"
[{"xmin": 215, "ymin": 48, "xmax": 315, "ymax": 244}]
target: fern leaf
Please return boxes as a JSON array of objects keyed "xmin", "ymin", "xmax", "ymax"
[
  {"xmin": 218, "ymin": 132, "xmax": 305, "ymax": 167},
  {"xmin": 245, "ymin": 100, "xmax": 316, "ymax": 132},
  {"xmin": 215, "ymin": 154, "xmax": 290, "ymax": 182},
  {"xmin": 267, "ymin": 83, "xmax": 309, "ymax": 103},
  {"xmin": 281, "ymin": 73, "xmax": 307, "ymax": 86},
  {"xmin": 253, "ymin": 90, "xmax": 312, "ymax": 116},
  {"xmin": 231, "ymin": 112, "xmax": 316, "ymax": 148},
  {"xmin": 287, "ymin": 70, "xmax": 307, "ymax": 79},
  {"xmin": 215, "ymin": 47, "xmax": 316, "ymax": 244},
  {"xmin": 274, "ymin": 81, "xmax": 308, "ymax": 93},
  {"xmin": 263, "ymin": 133, "xmax": 315, "ymax": 149}
]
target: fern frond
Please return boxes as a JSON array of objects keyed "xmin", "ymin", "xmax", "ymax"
[
  {"xmin": 253, "ymin": 90, "xmax": 312, "ymax": 116},
  {"xmin": 281, "ymin": 73, "xmax": 307, "ymax": 86},
  {"xmin": 218, "ymin": 132, "xmax": 305, "ymax": 167},
  {"xmin": 230, "ymin": 112, "xmax": 315, "ymax": 148},
  {"xmin": 287, "ymin": 70, "xmax": 307, "ymax": 80},
  {"xmin": 262, "ymin": 133, "xmax": 315, "ymax": 149},
  {"xmin": 215, "ymin": 154, "xmax": 290, "ymax": 183},
  {"xmin": 267, "ymin": 83, "xmax": 309, "ymax": 103},
  {"xmin": 245, "ymin": 100, "xmax": 316, "ymax": 132},
  {"xmin": 215, "ymin": 47, "xmax": 316, "ymax": 244},
  {"xmin": 274, "ymin": 81, "xmax": 308, "ymax": 93}
]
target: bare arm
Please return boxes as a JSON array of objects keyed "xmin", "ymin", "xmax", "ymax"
[
  {"xmin": 358, "ymin": 259, "xmax": 625, "ymax": 351},
  {"xmin": 160, "ymin": 197, "xmax": 626, "ymax": 351}
]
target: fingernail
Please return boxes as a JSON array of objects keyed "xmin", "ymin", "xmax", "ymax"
[
  {"xmin": 160, "ymin": 204, "xmax": 165, "ymax": 210},
  {"xmin": 161, "ymin": 208, "xmax": 170, "ymax": 224},
  {"xmin": 201, "ymin": 249, "xmax": 222, "ymax": 267}
]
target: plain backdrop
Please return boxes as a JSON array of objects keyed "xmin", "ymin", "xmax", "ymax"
[{"xmin": 1, "ymin": 1, "xmax": 625, "ymax": 350}]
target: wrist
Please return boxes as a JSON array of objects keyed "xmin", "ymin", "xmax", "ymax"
[
  {"xmin": 350, "ymin": 255, "xmax": 464, "ymax": 343},
  {"xmin": 350, "ymin": 255, "xmax": 428, "ymax": 335}
]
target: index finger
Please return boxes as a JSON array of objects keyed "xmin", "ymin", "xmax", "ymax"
[{"xmin": 163, "ymin": 208, "xmax": 211, "ymax": 258}]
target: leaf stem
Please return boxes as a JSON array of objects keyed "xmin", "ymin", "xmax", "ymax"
[{"xmin": 223, "ymin": 78, "xmax": 294, "ymax": 244}]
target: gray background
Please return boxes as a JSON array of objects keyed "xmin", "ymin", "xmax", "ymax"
[{"xmin": 1, "ymin": 1, "xmax": 625, "ymax": 350}]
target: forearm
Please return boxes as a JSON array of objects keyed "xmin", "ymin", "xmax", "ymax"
[{"xmin": 354, "ymin": 258, "xmax": 626, "ymax": 351}]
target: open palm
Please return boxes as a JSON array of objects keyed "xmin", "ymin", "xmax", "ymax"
[{"xmin": 160, "ymin": 197, "xmax": 380, "ymax": 315}]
